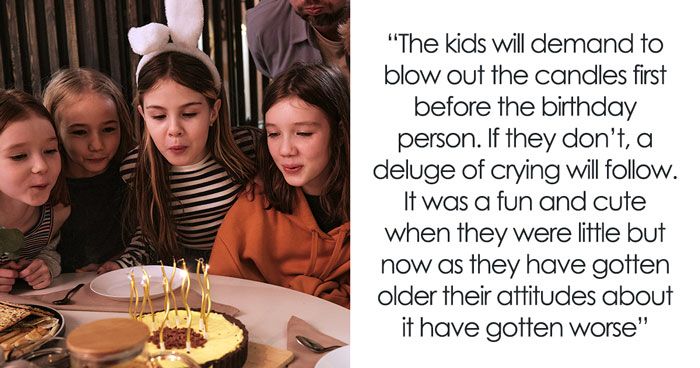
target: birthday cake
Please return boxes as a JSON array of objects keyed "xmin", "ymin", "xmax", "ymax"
[{"xmin": 142, "ymin": 310, "xmax": 248, "ymax": 368}]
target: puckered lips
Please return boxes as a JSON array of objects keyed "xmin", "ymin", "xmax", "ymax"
[
  {"xmin": 29, "ymin": 181, "xmax": 51, "ymax": 191},
  {"xmin": 281, "ymin": 164, "xmax": 303, "ymax": 175},
  {"xmin": 168, "ymin": 144, "xmax": 188, "ymax": 155}
]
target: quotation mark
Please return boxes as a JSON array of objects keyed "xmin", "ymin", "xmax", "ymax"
[{"xmin": 638, "ymin": 316, "xmax": 647, "ymax": 325}]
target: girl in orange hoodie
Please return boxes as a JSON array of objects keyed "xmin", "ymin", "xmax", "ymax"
[{"xmin": 210, "ymin": 63, "xmax": 350, "ymax": 308}]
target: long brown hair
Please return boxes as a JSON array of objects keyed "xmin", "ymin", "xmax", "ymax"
[
  {"xmin": 133, "ymin": 52, "xmax": 256, "ymax": 259},
  {"xmin": 0, "ymin": 89, "xmax": 70, "ymax": 206},
  {"xmin": 259, "ymin": 63, "xmax": 349, "ymax": 223},
  {"xmin": 43, "ymin": 68, "xmax": 136, "ymax": 167}
]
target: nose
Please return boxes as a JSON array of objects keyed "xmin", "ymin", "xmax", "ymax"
[
  {"xmin": 167, "ymin": 118, "xmax": 184, "ymax": 137},
  {"xmin": 88, "ymin": 132, "xmax": 104, "ymax": 151},
  {"xmin": 31, "ymin": 155, "xmax": 49, "ymax": 174},
  {"xmin": 279, "ymin": 136, "xmax": 297, "ymax": 157}
]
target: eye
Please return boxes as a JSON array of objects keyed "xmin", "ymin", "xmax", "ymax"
[
  {"xmin": 69, "ymin": 129, "xmax": 87, "ymax": 137},
  {"xmin": 150, "ymin": 114, "xmax": 166, "ymax": 121},
  {"xmin": 9, "ymin": 153, "xmax": 27, "ymax": 161},
  {"xmin": 103, "ymin": 126, "xmax": 118, "ymax": 133},
  {"xmin": 297, "ymin": 131, "xmax": 313, "ymax": 137},
  {"xmin": 266, "ymin": 131, "xmax": 280, "ymax": 138},
  {"xmin": 44, "ymin": 149, "xmax": 59, "ymax": 155},
  {"xmin": 182, "ymin": 112, "xmax": 198, "ymax": 119}
]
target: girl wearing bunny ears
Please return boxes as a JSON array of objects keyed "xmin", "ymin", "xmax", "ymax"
[{"xmin": 98, "ymin": 0, "xmax": 256, "ymax": 272}]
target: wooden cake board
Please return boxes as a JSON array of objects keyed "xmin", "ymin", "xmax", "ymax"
[{"xmin": 244, "ymin": 342, "xmax": 294, "ymax": 368}]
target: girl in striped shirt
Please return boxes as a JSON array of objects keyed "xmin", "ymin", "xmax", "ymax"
[
  {"xmin": 0, "ymin": 89, "xmax": 71, "ymax": 292},
  {"xmin": 97, "ymin": 5, "xmax": 256, "ymax": 271}
]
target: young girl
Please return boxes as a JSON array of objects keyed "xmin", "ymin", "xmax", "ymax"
[
  {"xmin": 0, "ymin": 89, "xmax": 71, "ymax": 292},
  {"xmin": 209, "ymin": 63, "xmax": 350, "ymax": 308},
  {"xmin": 98, "ymin": 3, "xmax": 257, "ymax": 271},
  {"xmin": 43, "ymin": 68, "xmax": 136, "ymax": 272}
]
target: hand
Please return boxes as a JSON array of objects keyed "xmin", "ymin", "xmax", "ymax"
[
  {"xmin": 3, "ymin": 260, "xmax": 28, "ymax": 270},
  {"xmin": 18, "ymin": 259, "xmax": 51, "ymax": 289},
  {"xmin": 0, "ymin": 267, "xmax": 19, "ymax": 293},
  {"xmin": 97, "ymin": 261, "xmax": 120, "ymax": 275},
  {"xmin": 76, "ymin": 263, "xmax": 100, "ymax": 272},
  {"xmin": 244, "ymin": 176, "xmax": 264, "ymax": 202}
]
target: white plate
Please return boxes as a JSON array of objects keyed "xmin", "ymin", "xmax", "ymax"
[
  {"xmin": 90, "ymin": 265, "xmax": 187, "ymax": 301},
  {"xmin": 315, "ymin": 345, "xmax": 350, "ymax": 368}
]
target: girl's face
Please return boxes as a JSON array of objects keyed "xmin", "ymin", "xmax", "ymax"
[
  {"xmin": 138, "ymin": 78, "xmax": 220, "ymax": 166},
  {"xmin": 265, "ymin": 96, "xmax": 331, "ymax": 195},
  {"xmin": 57, "ymin": 92, "xmax": 120, "ymax": 178},
  {"xmin": 0, "ymin": 116, "xmax": 61, "ymax": 206}
]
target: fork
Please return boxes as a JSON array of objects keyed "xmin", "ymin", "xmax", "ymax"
[{"xmin": 51, "ymin": 283, "xmax": 84, "ymax": 305}]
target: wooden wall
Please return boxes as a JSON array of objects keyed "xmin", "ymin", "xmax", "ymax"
[{"xmin": 0, "ymin": 0, "xmax": 266, "ymax": 126}]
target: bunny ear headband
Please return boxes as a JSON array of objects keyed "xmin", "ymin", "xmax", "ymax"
[{"xmin": 128, "ymin": 0, "xmax": 221, "ymax": 92}]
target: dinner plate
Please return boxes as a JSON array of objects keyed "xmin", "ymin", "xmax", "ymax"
[
  {"xmin": 29, "ymin": 304, "xmax": 65, "ymax": 337},
  {"xmin": 5, "ymin": 304, "xmax": 65, "ymax": 362},
  {"xmin": 90, "ymin": 265, "xmax": 187, "ymax": 301},
  {"xmin": 315, "ymin": 345, "xmax": 350, "ymax": 368}
]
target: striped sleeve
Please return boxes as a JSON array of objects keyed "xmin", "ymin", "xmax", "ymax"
[
  {"xmin": 35, "ymin": 233, "xmax": 61, "ymax": 278},
  {"xmin": 232, "ymin": 126, "xmax": 262, "ymax": 160},
  {"xmin": 114, "ymin": 229, "xmax": 153, "ymax": 268},
  {"xmin": 120, "ymin": 147, "xmax": 139, "ymax": 184}
]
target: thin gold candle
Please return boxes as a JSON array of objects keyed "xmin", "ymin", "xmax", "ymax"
[
  {"xmin": 181, "ymin": 259, "xmax": 193, "ymax": 353},
  {"xmin": 203, "ymin": 263, "xmax": 212, "ymax": 334},
  {"xmin": 158, "ymin": 263, "xmax": 171, "ymax": 351},
  {"xmin": 138, "ymin": 277, "xmax": 146, "ymax": 321},
  {"xmin": 170, "ymin": 259, "xmax": 180, "ymax": 326},
  {"xmin": 142, "ymin": 268, "xmax": 155, "ymax": 325},
  {"xmin": 195, "ymin": 259, "xmax": 209, "ymax": 336},
  {"xmin": 128, "ymin": 271, "xmax": 137, "ymax": 319}
]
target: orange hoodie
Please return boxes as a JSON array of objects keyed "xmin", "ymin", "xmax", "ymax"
[{"xmin": 209, "ymin": 188, "xmax": 350, "ymax": 308}]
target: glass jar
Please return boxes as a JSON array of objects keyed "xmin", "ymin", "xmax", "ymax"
[{"xmin": 66, "ymin": 319, "xmax": 199, "ymax": 368}]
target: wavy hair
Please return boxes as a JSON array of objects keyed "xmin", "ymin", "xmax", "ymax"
[
  {"xmin": 259, "ymin": 63, "xmax": 349, "ymax": 223},
  {"xmin": 0, "ymin": 89, "xmax": 69, "ymax": 206},
  {"xmin": 132, "ymin": 51, "xmax": 256, "ymax": 259}
]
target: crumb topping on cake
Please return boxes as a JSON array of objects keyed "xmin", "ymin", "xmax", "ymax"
[{"xmin": 148, "ymin": 327, "xmax": 207, "ymax": 349}]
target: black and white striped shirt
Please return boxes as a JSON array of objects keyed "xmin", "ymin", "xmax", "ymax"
[
  {"xmin": 114, "ymin": 127, "xmax": 260, "ymax": 267},
  {"xmin": 1, "ymin": 203, "xmax": 61, "ymax": 277},
  {"xmin": 19, "ymin": 203, "xmax": 54, "ymax": 260}
]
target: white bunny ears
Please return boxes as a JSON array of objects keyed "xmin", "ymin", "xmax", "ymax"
[{"xmin": 128, "ymin": 0, "xmax": 222, "ymax": 92}]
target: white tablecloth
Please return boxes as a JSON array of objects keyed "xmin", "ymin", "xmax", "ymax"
[{"xmin": 17, "ymin": 273, "xmax": 349, "ymax": 349}]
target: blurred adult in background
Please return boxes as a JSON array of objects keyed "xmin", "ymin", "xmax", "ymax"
[{"xmin": 247, "ymin": 0, "xmax": 350, "ymax": 79}]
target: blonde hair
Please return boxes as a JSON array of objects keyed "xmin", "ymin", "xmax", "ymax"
[{"xmin": 43, "ymin": 68, "xmax": 136, "ymax": 165}]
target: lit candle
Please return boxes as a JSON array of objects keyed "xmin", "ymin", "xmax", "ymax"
[
  {"xmin": 195, "ymin": 259, "xmax": 209, "ymax": 337},
  {"xmin": 181, "ymin": 259, "xmax": 192, "ymax": 353},
  {"xmin": 142, "ymin": 268, "xmax": 155, "ymax": 325},
  {"xmin": 159, "ymin": 263, "xmax": 171, "ymax": 351},
  {"xmin": 128, "ymin": 271, "xmax": 138, "ymax": 319},
  {"xmin": 170, "ymin": 259, "xmax": 180, "ymax": 327},
  {"xmin": 203, "ymin": 263, "xmax": 212, "ymax": 333},
  {"xmin": 138, "ymin": 277, "xmax": 146, "ymax": 321}
]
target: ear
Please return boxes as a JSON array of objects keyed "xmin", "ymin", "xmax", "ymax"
[
  {"xmin": 209, "ymin": 99, "xmax": 222, "ymax": 125},
  {"xmin": 137, "ymin": 105, "xmax": 146, "ymax": 119}
]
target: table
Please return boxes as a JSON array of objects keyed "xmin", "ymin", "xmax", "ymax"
[{"xmin": 17, "ymin": 273, "xmax": 349, "ymax": 349}]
